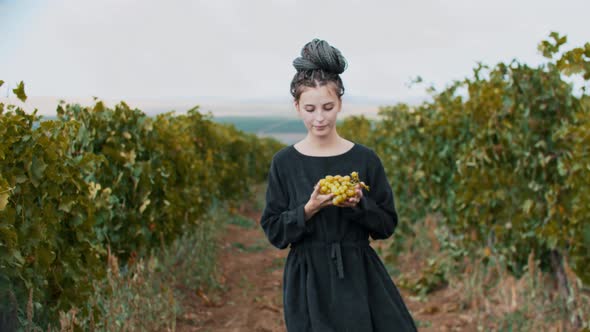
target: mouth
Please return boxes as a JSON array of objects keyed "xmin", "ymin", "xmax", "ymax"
[{"xmin": 314, "ymin": 125, "xmax": 327, "ymax": 130}]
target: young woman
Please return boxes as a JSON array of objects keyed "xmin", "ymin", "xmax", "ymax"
[{"xmin": 260, "ymin": 39, "xmax": 418, "ymax": 332}]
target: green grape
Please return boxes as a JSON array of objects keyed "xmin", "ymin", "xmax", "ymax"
[{"xmin": 318, "ymin": 171, "xmax": 370, "ymax": 206}]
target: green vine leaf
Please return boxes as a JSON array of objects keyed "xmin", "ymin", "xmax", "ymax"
[{"xmin": 12, "ymin": 81, "xmax": 27, "ymax": 102}]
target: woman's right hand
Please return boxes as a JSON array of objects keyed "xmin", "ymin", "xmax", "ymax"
[{"xmin": 304, "ymin": 180, "xmax": 335, "ymax": 221}]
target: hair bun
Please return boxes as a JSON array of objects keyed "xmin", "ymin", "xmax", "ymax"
[{"xmin": 292, "ymin": 39, "xmax": 347, "ymax": 74}]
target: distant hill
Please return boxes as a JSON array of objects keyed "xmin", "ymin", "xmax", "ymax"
[
  {"xmin": 0, "ymin": 95, "xmax": 426, "ymax": 119},
  {"xmin": 11, "ymin": 95, "xmax": 411, "ymax": 145}
]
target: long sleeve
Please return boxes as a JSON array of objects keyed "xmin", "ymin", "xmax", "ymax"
[
  {"xmin": 343, "ymin": 153, "xmax": 398, "ymax": 240},
  {"xmin": 260, "ymin": 157, "xmax": 308, "ymax": 249}
]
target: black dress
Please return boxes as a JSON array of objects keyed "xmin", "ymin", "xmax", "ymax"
[{"xmin": 260, "ymin": 142, "xmax": 418, "ymax": 332}]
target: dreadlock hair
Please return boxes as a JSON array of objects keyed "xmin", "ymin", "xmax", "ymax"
[{"xmin": 290, "ymin": 39, "xmax": 348, "ymax": 102}]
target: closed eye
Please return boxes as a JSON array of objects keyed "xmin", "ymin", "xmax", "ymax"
[{"xmin": 304, "ymin": 102, "xmax": 335, "ymax": 112}]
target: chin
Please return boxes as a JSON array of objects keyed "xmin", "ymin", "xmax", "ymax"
[{"xmin": 314, "ymin": 131, "xmax": 331, "ymax": 137}]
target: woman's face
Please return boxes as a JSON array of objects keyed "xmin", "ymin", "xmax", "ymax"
[{"xmin": 295, "ymin": 84, "xmax": 341, "ymax": 138}]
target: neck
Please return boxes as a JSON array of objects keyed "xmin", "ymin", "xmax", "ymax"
[{"xmin": 303, "ymin": 131, "xmax": 342, "ymax": 148}]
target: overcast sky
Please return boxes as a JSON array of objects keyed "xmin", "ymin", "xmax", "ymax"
[{"xmin": 1, "ymin": 0, "xmax": 589, "ymax": 102}]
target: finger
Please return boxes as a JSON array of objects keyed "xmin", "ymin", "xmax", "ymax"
[
  {"xmin": 314, "ymin": 182, "xmax": 322, "ymax": 194},
  {"xmin": 325, "ymin": 193, "xmax": 335, "ymax": 202},
  {"xmin": 346, "ymin": 198, "xmax": 359, "ymax": 206},
  {"xmin": 318, "ymin": 193, "xmax": 333, "ymax": 204},
  {"xmin": 325, "ymin": 196, "xmax": 336, "ymax": 207},
  {"xmin": 340, "ymin": 197, "xmax": 356, "ymax": 205}
]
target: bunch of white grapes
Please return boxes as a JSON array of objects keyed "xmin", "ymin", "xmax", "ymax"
[{"xmin": 318, "ymin": 171, "xmax": 370, "ymax": 205}]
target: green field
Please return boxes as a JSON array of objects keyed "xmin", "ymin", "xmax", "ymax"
[
  {"xmin": 40, "ymin": 115, "xmax": 311, "ymax": 133},
  {"xmin": 38, "ymin": 114, "xmax": 354, "ymax": 144},
  {"xmin": 212, "ymin": 116, "xmax": 312, "ymax": 134}
]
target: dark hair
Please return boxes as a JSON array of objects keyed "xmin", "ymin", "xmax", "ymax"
[{"xmin": 290, "ymin": 39, "xmax": 348, "ymax": 102}]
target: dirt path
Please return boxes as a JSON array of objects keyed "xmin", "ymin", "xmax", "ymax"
[
  {"xmin": 175, "ymin": 206, "xmax": 472, "ymax": 332},
  {"xmin": 175, "ymin": 205, "xmax": 286, "ymax": 332}
]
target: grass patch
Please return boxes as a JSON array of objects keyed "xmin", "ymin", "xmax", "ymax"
[
  {"xmin": 265, "ymin": 257, "xmax": 284, "ymax": 272},
  {"xmin": 23, "ymin": 200, "xmax": 230, "ymax": 331},
  {"xmin": 231, "ymin": 239, "xmax": 267, "ymax": 253},
  {"xmin": 414, "ymin": 319, "xmax": 432, "ymax": 328},
  {"xmin": 381, "ymin": 213, "xmax": 590, "ymax": 330},
  {"xmin": 227, "ymin": 214, "xmax": 256, "ymax": 229}
]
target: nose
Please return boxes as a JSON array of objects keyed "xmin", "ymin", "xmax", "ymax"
[{"xmin": 315, "ymin": 111, "xmax": 325, "ymax": 122}]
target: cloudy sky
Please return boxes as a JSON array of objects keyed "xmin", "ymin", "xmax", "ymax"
[{"xmin": 1, "ymin": 0, "xmax": 589, "ymax": 104}]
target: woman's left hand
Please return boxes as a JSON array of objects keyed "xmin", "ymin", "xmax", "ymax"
[{"xmin": 335, "ymin": 183, "xmax": 364, "ymax": 208}]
